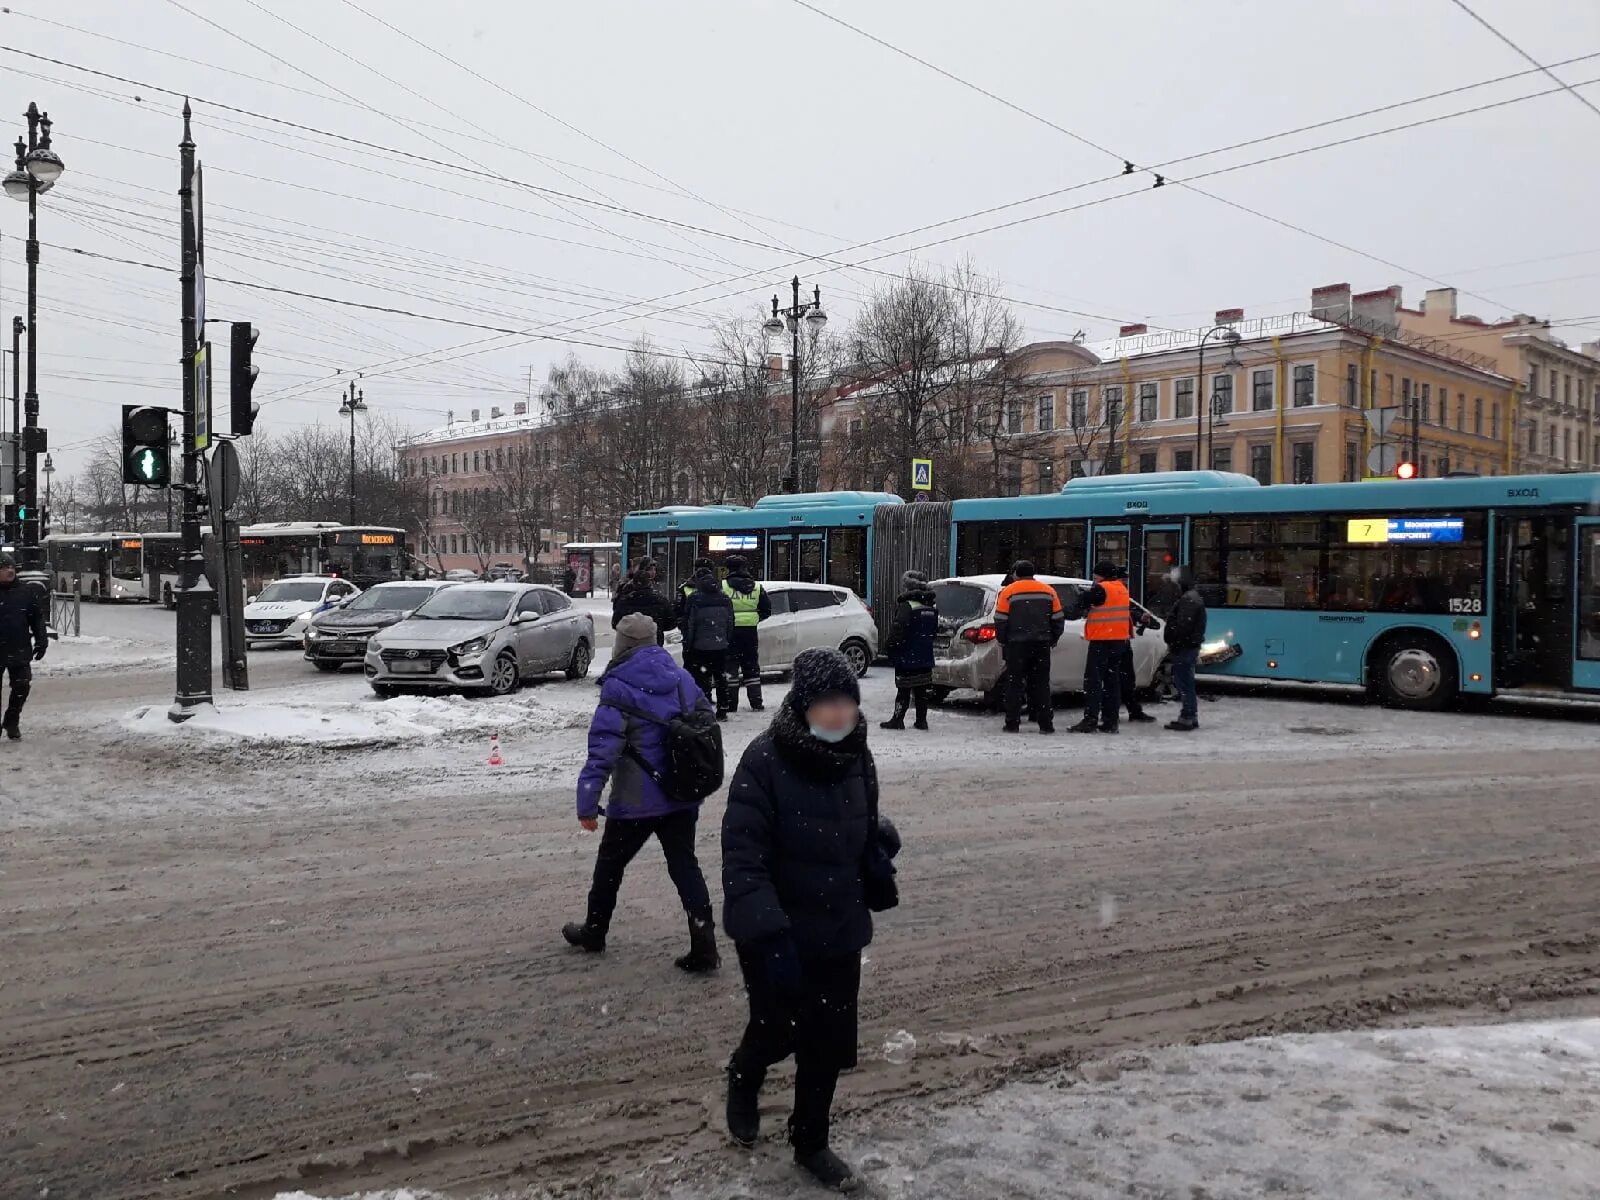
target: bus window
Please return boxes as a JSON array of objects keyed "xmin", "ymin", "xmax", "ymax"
[
  {"xmin": 624, "ymin": 533, "xmax": 647, "ymax": 572},
  {"xmin": 1581, "ymin": 527, "xmax": 1600, "ymax": 661},
  {"xmin": 827, "ymin": 528, "xmax": 866, "ymax": 597},
  {"xmin": 798, "ymin": 537, "xmax": 824, "ymax": 583},
  {"xmin": 769, "ymin": 536, "xmax": 793, "ymax": 581},
  {"xmin": 1142, "ymin": 528, "xmax": 1183, "ymax": 616}
]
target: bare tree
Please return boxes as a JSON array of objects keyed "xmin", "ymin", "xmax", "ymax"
[
  {"xmin": 691, "ymin": 316, "xmax": 790, "ymax": 504},
  {"xmin": 485, "ymin": 433, "xmax": 549, "ymax": 570},
  {"xmin": 1057, "ymin": 371, "xmax": 1149, "ymax": 477}
]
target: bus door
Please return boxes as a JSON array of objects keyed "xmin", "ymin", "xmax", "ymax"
[
  {"xmin": 671, "ymin": 536, "xmax": 697, "ymax": 597},
  {"xmin": 797, "ymin": 533, "xmax": 825, "ymax": 583},
  {"xmin": 1090, "ymin": 523, "xmax": 1131, "ymax": 583},
  {"xmin": 647, "ymin": 536, "xmax": 672, "ymax": 577},
  {"xmin": 768, "ymin": 533, "xmax": 794, "ymax": 581},
  {"xmin": 1574, "ymin": 517, "xmax": 1600, "ymax": 691},
  {"xmin": 1138, "ymin": 524, "xmax": 1184, "ymax": 617},
  {"xmin": 1494, "ymin": 514, "xmax": 1573, "ymax": 689}
]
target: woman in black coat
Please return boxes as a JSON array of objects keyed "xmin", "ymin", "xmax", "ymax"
[
  {"xmin": 722, "ymin": 647, "xmax": 898, "ymax": 1191},
  {"xmin": 610, "ymin": 558, "xmax": 676, "ymax": 644}
]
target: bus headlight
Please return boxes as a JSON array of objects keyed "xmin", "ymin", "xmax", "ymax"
[{"xmin": 1198, "ymin": 638, "xmax": 1241, "ymax": 665}]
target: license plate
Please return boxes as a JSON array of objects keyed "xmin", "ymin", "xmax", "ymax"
[
  {"xmin": 390, "ymin": 659, "xmax": 435, "ymax": 674},
  {"xmin": 326, "ymin": 643, "xmax": 360, "ymax": 656}
]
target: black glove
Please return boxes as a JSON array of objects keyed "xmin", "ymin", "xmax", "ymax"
[
  {"xmin": 32, "ymin": 643, "xmax": 46, "ymax": 662},
  {"xmin": 762, "ymin": 931, "xmax": 803, "ymax": 1003}
]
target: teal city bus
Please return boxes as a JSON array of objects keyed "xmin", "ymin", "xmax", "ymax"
[{"xmin": 623, "ymin": 471, "xmax": 1600, "ymax": 708}]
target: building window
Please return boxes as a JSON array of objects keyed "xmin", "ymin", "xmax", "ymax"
[
  {"xmin": 1421, "ymin": 454, "xmax": 1430, "ymax": 478},
  {"xmin": 1174, "ymin": 377, "xmax": 1195, "ymax": 420},
  {"xmin": 1401, "ymin": 378, "xmax": 1412, "ymax": 421},
  {"xmin": 1252, "ymin": 369, "xmax": 1274, "ymax": 411},
  {"xmin": 1529, "ymin": 365, "xmax": 1539, "ymax": 396},
  {"xmin": 1006, "ymin": 398, "xmax": 1023, "ymax": 435},
  {"xmin": 1212, "ymin": 374, "xmax": 1234, "ymax": 414},
  {"xmin": 1211, "ymin": 446, "xmax": 1232, "ymax": 472},
  {"xmin": 1070, "ymin": 390, "xmax": 1089, "ymax": 430},
  {"xmin": 1346, "ymin": 364, "xmax": 1358, "ymax": 406},
  {"xmin": 1103, "ymin": 385, "xmax": 1124, "ymax": 429},
  {"xmin": 1564, "ymin": 428, "xmax": 1573, "ymax": 463},
  {"xmin": 1173, "ymin": 448, "xmax": 1195, "ymax": 472},
  {"xmin": 1548, "ymin": 425, "xmax": 1557, "ymax": 458},
  {"xmin": 1291, "ymin": 442, "xmax": 1315, "ymax": 484},
  {"xmin": 1491, "ymin": 402, "xmax": 1501, "ymax": 441},
  {"xmin": 1138, "ymin": 381, "xmax": 1158, "ymax": 423},
  {"xmin": 1104, "ymin": 453, "xmax": 1124, "ymax": 475},
  {"xmin": 1345, "ymin": 442, "xmax": 1359, "ymax": 482},
  {"xmin": 1037, "ymin": 459, "xmax": 1055, "ymax": 493},
  {"xmin": 1528, "ymin": 420, "xmax": 1539, "ymax": 454},
  {"xmin": 1580, "ymin": 430, "xmax": 1588, "ymax": 464},
  {"xmin": 1564, "ymin": 375, "xmax": 1572, "ymax": 405},
  {"xmin": 1369, "ymin": 369, "xmax": 1378, "ymax": 408},
  {"xmin": 1002, "ymin": 459, "xmax": 1022, "ymax": 496},
  {"xmin": 1069, "ymin": 458, "xmax": 1086, "ymax": 479},
  {"xmin": 1385, "ymin": 373, "xmax": 1395, "ymax": 406},
  {"xmin": 1456, "ymin": 394, "xmax": 1465, "ymax": 431},
  {"xmin": 1138, "ymin": 451, "xmax": 1157, "ymax": 473},
  {"xmin": 1419, "ymin": 382, "xmax": 1430, "ymax": 423},
  {"xmin": 1037, "ymin": 393, "xmax": 1055, "ymax": 433},
  {"xmin": 1292, "ymin": 364, "xmax": 1314, "ymax": 407},
  {"xmin": 849, "ymin": 417, "xmax": 862, "ymax": 436},
  {"xmin": 1248, "ymin": 444, "xmax": 1273, "ymax": 484}
]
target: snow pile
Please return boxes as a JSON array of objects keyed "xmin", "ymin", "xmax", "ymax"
[
  {"xmin": 38, "ymin": 633, "xmax": 166, "ymax": 677},
  {"xmin": 120, "ymin": 689, "xmax": 587, "ymax": 748}
]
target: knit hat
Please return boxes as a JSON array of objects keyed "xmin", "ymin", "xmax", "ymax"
[
  {"xmin": 1010, "ymin": 559, "xmax": 1036, "ymax": 580},
  {"xmin": 0, "ymin": 553, "xmax": 14, "ymax": 570},
  {"xmin": 786, "ymin": 647, "xmax": 861, "ymax": 715},
  {"xmin": 900, "ymin": 569, "xmax": 928, "ymax": 591},
  {"xmin": 612, "ymin": 612, "xmax": 658, "ymax": 658},
  {"xmin": 1092, "ymin": 560, "xmax": 1119, "ymax": 581}
]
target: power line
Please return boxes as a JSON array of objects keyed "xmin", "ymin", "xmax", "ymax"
[{"xmin": 1448, "ymin": 0, "xmax": 1600, "ymax": 124}]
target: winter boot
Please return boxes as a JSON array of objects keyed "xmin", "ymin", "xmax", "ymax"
[
  {"xmin": 674, "ymin": 908, "xmax": 720, "ymax": 973},
  {"xmin": 879, "ymin": 692, "xmax": 908, "ymax": 731},
  {"xmin": 1068, "ymin": 719, "xmax": 1098, "ymax": 734},
  {"xmin": 794, "ymin": 1145, "xmax": 859, "ymax": 1192},
  {"xmin": 748, "ymin": 684, "xmax": 764, "ymax": 713},
  {"xmin": 912, "ymin": 690, "xmax": 929, "ymax": 731},
  {"xmin": 561, "ymin": 919, "xmax": 607, "ymax": 953},
  {"xmin": 1165, "ymin": 718, "xmax": 1198, "ymax": 732},
  {"xmin": 1127, "ymin": 708, "xmax": 1157, "ymax": 723},
  {"xmin": 726, "ymin": 1056, "xmax": 764, "ymax": 1147}
]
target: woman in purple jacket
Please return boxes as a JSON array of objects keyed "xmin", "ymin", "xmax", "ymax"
[{"xmin": 561, "ymin": 612, "xmax": 720, "ymax": 972}]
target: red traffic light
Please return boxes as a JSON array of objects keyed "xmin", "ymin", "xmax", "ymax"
[{"xmin": 1395, "ymin": 461, "xmax": 1417, "ymax": 480}]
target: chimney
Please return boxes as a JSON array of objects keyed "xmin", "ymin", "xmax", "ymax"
[
  {"xmin": 1214, "ymin": 308, "xmax": 1243, "ymax": 325},
  {"xmin": 1351, "ymin": 286, "xmax": 1401, "ymax": 331},
  {"xmin": 1422, "ymin": 287, "xmax": 1458, "ymax": 320},
  {"xmin": 767, "ymin": 354, "xmax": 784, "ymax": 380},
  {"xmin": 513, "ymin": 401, "xmax": 527, "ymax": 416},
  {"xmin": 470, "ymin": 407, "xmax": 481, "ymax": 422},
  {"xmin": 1309, "ymin": 283, "xmax": 1351, "ymax": 323},
  {"xmin": 490, "ymin": 405, "xmax": 502, "ymax": 419},
  {"xmin": 1118, "ymin": 323, "xmax": 1148, "ymax": 337}
]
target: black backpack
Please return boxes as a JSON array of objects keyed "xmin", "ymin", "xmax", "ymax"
[{"xmin": 606, "ymin": 690, "xmax": 725, "ymax": 805}]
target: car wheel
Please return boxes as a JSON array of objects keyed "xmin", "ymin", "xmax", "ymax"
[
  {"xmin": 313, "ymin": 660, "xmax": 343, "ymax": 673},
  {"xmin": 565, "ymin": 639, "xmax": 592, "ymax": 680},
  {"xmin": 1373, "ymin": 633, "xmax": 1458, "ymax": 711},
  {"xmin": 488, "ymin": 651, "xmax": 520, "ymax": 696},
  {"xmin": 839, "ymin": 638, "xmax": 872, "ymax": 679}
]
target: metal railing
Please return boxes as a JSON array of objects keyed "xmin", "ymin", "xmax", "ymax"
[{"xmin": 50, "ymin": 582, "xmax": 81, "ymax": 638}]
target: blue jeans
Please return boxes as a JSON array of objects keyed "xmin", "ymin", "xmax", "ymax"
[{"xmin": 1169, "ymin": 647, "xmax": 1199, "ymax": 724}]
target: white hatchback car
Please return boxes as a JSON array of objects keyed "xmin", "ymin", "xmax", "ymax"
[
  {"xmin": 245, "ymin": 575, "xmax": 362, "ymax": 649},
  {"xmin": 668, "ymin": 580, "xmax": 878, "ymax": 678},
  {"xmin": 929, "ymin": 574, "xmax": 1166, "ymax": 701}
]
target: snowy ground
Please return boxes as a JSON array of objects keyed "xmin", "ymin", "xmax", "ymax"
[{"xmin": 269, "ymin": 1017, "xmax": 1600, "ymax": 1200}]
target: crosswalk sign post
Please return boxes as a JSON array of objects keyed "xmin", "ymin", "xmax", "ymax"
[{"xmin": 911, "ymin": 457, "xmax": 933, "ymax": 494}]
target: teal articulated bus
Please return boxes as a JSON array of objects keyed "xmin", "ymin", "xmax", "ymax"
[{"xmin": 622, "ymin": 471, "xmax": 1600, "ymax": 708}]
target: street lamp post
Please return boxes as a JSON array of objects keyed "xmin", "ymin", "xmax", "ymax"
[
  {"xmin": 4, "ymin": 102, "xmax": 65, "ymax": 571},
  {"xmin": 338, "ymin": 376, "xmax": 367, "ymax": 524},
  {"xmin": 1192, "ymin": 325, "xmax": 1242, "ymax": 467},
  {"xmin": 7, "ymin": 318, "xmax": 19, "ymax": 544},
  {"xmin": 763, "ymin": 276, "xmax": 826, "ymax": 494},
  {"xmin": 1206, "ymin": 346, "xmax": 1244, "ymax": 468}
]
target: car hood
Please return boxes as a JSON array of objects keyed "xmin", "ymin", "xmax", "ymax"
[
  {"xmin": 316, "ymin": 608, "xmax": 408, "ymax": 629},
  {"xmin": 376, "ymin": 617, "xmax": 504, "ymax": 647},
  {"xmin": 245, "ymin": 600, "xmax": 318, "ymax": 618}
]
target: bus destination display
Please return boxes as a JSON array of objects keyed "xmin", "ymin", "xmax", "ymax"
[
  {"xmin": 1345, "ymin": 517, "xmax": 1464, "ymax": 545},
  {"xmin": 708, "ymin": 534, "xmax": 759, "ymax": 551}
]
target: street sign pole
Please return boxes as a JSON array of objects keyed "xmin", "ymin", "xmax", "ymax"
[{"xmin": 206, "ymin": 441, "xmax": 247, "ymax": 690}]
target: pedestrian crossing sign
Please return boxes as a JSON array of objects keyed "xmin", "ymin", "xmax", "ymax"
[{"xmin": 912, "ymin": 458, "xmax": 933, "ymax": 493}]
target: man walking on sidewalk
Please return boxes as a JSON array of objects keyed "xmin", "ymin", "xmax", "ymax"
[{"xmin": 0, "ymin": 554, "xmax": 48, "ymax": 742}]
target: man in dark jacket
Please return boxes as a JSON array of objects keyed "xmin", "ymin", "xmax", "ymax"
[
  {"xmin": 881, "ymin": 569, "xmax": 938, "ymax": 731},
  {"xmin": 720, "ymin": 555, "xmax": 772, "ymax": 714},
  {"xmin": 564, "ymin": 613, "xmax": 720, "ymax": 970},
  {"xmin": 0, "ymin": 554, "xmax": 48, "ymax": 741},
  {"xmin": 994, "ymin": 560, "xmax": 1064, "ymax": 734},
  {"xmin": 722, "ymin": 648, "xmax": 895, "ymax": 1191},
  {"xmin": 677, "ymin": 557, "xmax": 717, "ymax": 622},
  {"xmin": 1162, "ymin": 566, "xmax": 1207, "ymax": 731},
  {"xmin": 611, "ymin": 558, "xmax": 676, "ymax": 645},
  {"xmin": 682, "ymin": 570, "xmax": 735, "ymax": 718}
]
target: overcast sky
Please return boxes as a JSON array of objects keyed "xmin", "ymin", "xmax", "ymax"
[{"xmin": 3, "ymin": 0, "xmax": 1597, "ymax": 480}]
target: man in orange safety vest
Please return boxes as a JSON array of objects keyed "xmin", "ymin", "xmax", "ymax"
[{"xmin": 1068, "ymin": 560, "xmax": 1131, "ymax": 734}]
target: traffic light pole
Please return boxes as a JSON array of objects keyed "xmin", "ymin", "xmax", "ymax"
[{"xmin": 172, "ymin": 101, "xmax": 212, "ymax": 720}]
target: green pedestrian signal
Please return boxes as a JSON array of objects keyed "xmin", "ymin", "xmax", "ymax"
[{"xmin": 121, "ymin": 404, "xmax": 172, "ymax": 487}]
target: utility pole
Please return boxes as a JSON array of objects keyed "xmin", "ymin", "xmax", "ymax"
[
  {"xmin": 172, "ymin": 100, "xmax": 211, "ymax": 720},
  {"xmin": 764, "ymin": 277, "xmax": 827, "ymax": 494},
  {"xmin": 339, "ymin": 375, "xmax": 366, "ymax": 524}
]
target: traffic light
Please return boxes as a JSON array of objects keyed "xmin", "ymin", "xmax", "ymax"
[
  {"xmin": 231, "ymin": 321, "xmax": 259, "ymax": 436},
  {"xmin": 122, "ymin": 404, "xmax": 172, "ymax": 486},
  {"xmin": 1395, "ymin": 461, "xmax": 1418, "ymax": 480}
]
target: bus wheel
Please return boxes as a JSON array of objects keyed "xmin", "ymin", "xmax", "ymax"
[{"xmin": 1374, "ymin": 634, "xmax": 1458, "ymax": 711}]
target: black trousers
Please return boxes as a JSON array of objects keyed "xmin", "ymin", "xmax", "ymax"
[
  {"xmin": 724, "ymin": 627, "xmax": 763, "ymax": 710},
  {"xmin": 684, "ymin": 649, "xmax": 732, "ymax": 713},
  {"xmin": 1118, "ymin": 642, "xmax": 1147, "ymax": 716},
  {"xmin": 1, "ymin": 659, "xmax": 32, "ymax": 724},
  {"xmin": 731, "ymin": 943, "xmax": 862, "ymax": 1154},
  {"xmin": 1083, "ymin": 641, "xmax": 1122, "ymax": 729},
  {"xmin": 890, "ymin": 685, "xmax": 930, "ymax": 723},
  {"xmin": 585, "ymin": 809, "xmax": 711, "ymax": 928},
  {"xmin": 1003, "ymin": 643, "xmax": 1053, "ymax": 730}
]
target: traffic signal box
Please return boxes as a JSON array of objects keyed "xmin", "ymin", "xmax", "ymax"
[{"xmin": 121, "ymin": 404, "xmax": 171, "ymax": 487}]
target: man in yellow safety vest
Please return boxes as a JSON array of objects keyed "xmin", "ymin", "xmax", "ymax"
[{"xmin": 720, "ymin": 555, "xmax": 772, "ymax": 712}]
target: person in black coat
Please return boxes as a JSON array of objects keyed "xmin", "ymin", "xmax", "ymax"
[
  {"xmin": 722, "ymin": 647, "xmax": 899, "ymax": 1192},
  {"xmin": 0, "ymin": 554, "xmax": 48, "ymax": 741},
  {"xmin": 681, "ymin": 569, "xmax": 735, "ymax": 718},
  {"xmin": 1162, "ymin": 566, "xmax": 1208, "ymax": 731},
  {"xmin": 610, "ymin": 558, "xmax": 676, "ymax": 645},
  {"xmin": 881, "ymin": 569, "xmax": 939, "ymax": 731}
]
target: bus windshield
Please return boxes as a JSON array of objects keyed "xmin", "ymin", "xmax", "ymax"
[
  {"xmin": 110, "ymin": 540, "xmax": 144, "ymax": 581},
  {"xmin": 410, "ymin": 589, "xmax": 515, "ymax": 621},
  {"xmin": 256, "ymin": 581, "xmax": 326, "ymax": 603}
]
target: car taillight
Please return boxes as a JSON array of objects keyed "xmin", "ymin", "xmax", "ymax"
[{"xmin": 961, "ymin": 624, "xmax": 997, "ymax": 644}]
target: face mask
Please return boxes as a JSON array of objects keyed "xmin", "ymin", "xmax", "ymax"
[{"xmin": 809, "ymin": 723, "xmax": 852, "ymax": 744}]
